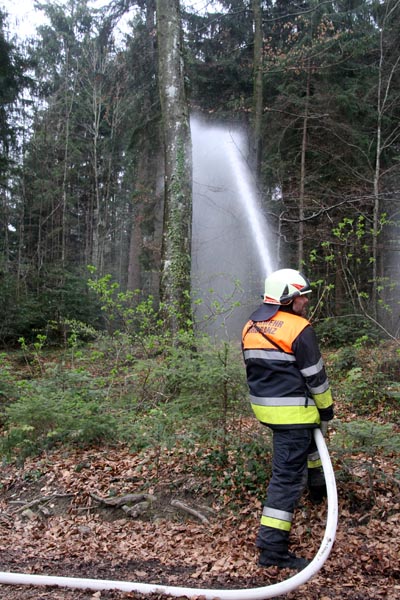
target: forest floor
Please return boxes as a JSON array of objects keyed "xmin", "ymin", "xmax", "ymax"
[{"xmin": 0, "ymin": 416, "xmax": 398, "ymax": 600}]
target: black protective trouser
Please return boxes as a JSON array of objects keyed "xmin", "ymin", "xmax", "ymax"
[{"xmin": 256, "ymin": 428, "xmax": 318, "ymax": 553}]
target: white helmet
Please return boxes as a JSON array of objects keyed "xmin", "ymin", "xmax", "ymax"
[{"xmin": 264, "ymin": 269, "xmax": 311, "ymax": 304}]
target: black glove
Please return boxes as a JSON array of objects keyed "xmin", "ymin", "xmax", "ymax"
[{"xmin": 320, "ymin": 421, "xmax": 329, "ymax": 437}]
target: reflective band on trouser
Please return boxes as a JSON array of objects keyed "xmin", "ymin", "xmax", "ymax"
[
  {"xmin": 308, "ymin": 449, "xmax": 322, "ymax": 469},
  {"xmin": 261, "ymin": 507, "xmax": 293, "ymax": 532}
]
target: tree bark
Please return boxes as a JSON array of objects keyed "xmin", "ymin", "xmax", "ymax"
[
  {"xmin": 156, "ymin": 0, "xmax": 192, "ymax": 335},
  {"xmin": 372, "ymin": 0, "xmax": 400, "ymax": 317},
  {"xmin": 127, "ymin": 0, "xmax": 159, "ymax": 293},
  {"xmin": 252, "ymin": 0, "xmax": 263, "ymax": 177},
  {"xmin": 298, "ymin": 60, "xmax": 311, "ymax": 270}
]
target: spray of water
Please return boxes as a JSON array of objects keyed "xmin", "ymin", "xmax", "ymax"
[
  {"xmin": 224, "ymin": 131, "xmax": 274, "ymax": 277},
  {"xmin": 191, "ymin": 115, "xmax": 275, "ymax": 336}
]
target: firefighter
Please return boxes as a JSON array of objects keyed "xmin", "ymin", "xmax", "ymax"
[{"xmin": 242, "ymin": 268, "xmax": 334, "ymax": 571}]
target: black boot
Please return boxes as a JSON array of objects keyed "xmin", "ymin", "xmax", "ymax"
[
  {"xmin": 308, "ymin": 483, "xmax": 327, "ymax": 504},
  {"xmin": 259, "ymin": 549, "xmax": 310, "ymax": 571}
]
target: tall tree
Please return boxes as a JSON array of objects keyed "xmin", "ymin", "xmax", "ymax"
[
  {"xmin": 156, "ymin": 0, "xmax": 192, "ymax": 335},
  {"xmin": 259, "ymin": 1, "xmax": 381, "ymax": 298},
  {"xmin": 126, "ymin": 0, "xmax": 162, "ymax": 295},
  {"xmin": 0, "ymin": 9, "xmax": 27, "ymax": 209},
  {"xmin": 183, "ymin": 0, "xmax": 254, "ymax": 114},
  {"xmin": 11, "ymin": 0, "xmax": 135, "ymax": 333},
  {"xmin": 369, "ymin": 0, "xmax": 400, "ymax": 316},
  {"xmin": 252, "ymin": 0, "xmax": 264, "ymax": 175}
]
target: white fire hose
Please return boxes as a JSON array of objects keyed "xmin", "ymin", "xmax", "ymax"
[{"xmin": 0, "ymin": 429, "xmax": 337, "ymax": 598}]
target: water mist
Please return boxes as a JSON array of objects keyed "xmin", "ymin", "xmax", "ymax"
[{"xmin": 191, "ymin": 115, "xmax": 276, "ymax": 338}]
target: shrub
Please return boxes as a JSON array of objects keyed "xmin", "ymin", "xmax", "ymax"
[
  {"xmin": 337, "ymin": 367, "xmax": 392, "ymax": 413},
  {"xmin": 331, "ymin": 346, "xmax": 360, "ymax": 373},
  {"xmin": 315, "ymin": 316, "xmax": 381, "ymax": 347},
  {"xmin": 332, "ymin": 420, "xmax": 400, "ymax": 494},
  {"xmin": 334, "ymin": 420, "xmax": 400, "ymax": 454},
  {"xmin": 332, "ymin": 342, "xmax": 400, "ymax": 413},
  {"xmin": 124, "ymin": 335, "xmax": 249, "ymax": 453},
  {"xmin": 0, "ymin": 369, "xmax": 118, "ymax": 460}
]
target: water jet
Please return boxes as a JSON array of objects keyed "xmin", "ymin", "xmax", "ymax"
[{"xmin": 191, "ymin": 115, "xmax": 276, "ymax": 338}]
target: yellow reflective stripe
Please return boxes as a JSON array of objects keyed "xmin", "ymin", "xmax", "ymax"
[
  {"xmin": 251, "ymin": 404, "xmax": 320, "ymax": 426},
  {"xmin": 261, "ymin": 515, "xmax": 292, "ymax": 531},
  {"xmin": 308, "ymin": 458, "xmax": 322, "ymax": 469},
  {"xmin": 313, "ymin": 389, "xmax": 333, "ymax": 409}
]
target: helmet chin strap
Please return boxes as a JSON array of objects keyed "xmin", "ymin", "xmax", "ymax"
[{"xmin": 279, "ymin": 290, "xmax": 300, "ymax": 304}]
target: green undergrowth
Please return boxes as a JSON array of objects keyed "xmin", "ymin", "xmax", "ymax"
[
  {"xmin": 0, "ymin": 332, "xmax": 250, "ymax": 462},
  {"xmin": 0, "ymin": 318, "xmax": 399, "ymax": 504},
  {"xmin": 326, "ymin": 338, "xmax": 400, "ymax": 416}
]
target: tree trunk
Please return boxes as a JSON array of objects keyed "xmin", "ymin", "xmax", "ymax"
[
  {"xmin": 372, "ymin": 0, "xmax": 400, "ymax": 317},
  {"xmin": 89, "ymin": 43, "xmax": 106, "ymax": 273},
  {"xmin": 252, "ymin": 0, "xmax": 263, "ymax": 176},
  {"xmin": 156, "ymin": 0, "xmax": 192, "ymax": 335},
  {"xmin": 127, "ymin": 0, "xmax": 158, "ymax": 293},
  {"xmin": 298, "ymin": 61, "xmax": 311, "ymax": 270}
]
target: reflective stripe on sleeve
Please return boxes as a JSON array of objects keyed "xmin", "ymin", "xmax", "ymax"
[
  {"xmin": 300, "ymin": 358, "xmax": 324, "ymax": 377},
  {"xmin": 308, "ymin": 380, "xmax": 330, "ymax": 395},
  {"xmin": 313, "ymin": 388, "xmax": 333, "ymax": 408}
]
